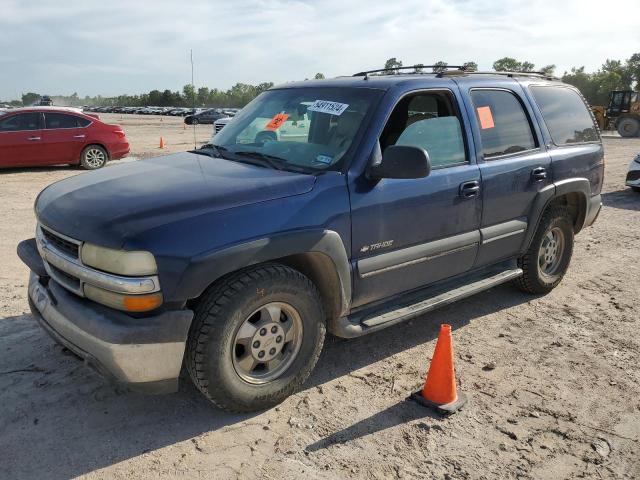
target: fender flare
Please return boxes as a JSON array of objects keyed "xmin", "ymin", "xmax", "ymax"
[
  {"xmin": 521, "ymin": 178, "xmax": 591, "ymax": 251},
  {"xmin": 174, "ymin": 229, "xmax": 352, "ymax": 316}
]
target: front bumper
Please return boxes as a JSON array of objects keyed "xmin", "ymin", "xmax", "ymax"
[
  {"xmin": 625, "ymin": 159, "xmax": 640, "ymax": 187},
  {"xmin": 20, "ymin": 240, "xmax": 193, "ymax": 394}
]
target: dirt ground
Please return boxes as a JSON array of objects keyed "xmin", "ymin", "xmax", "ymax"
[{"xmin": 0, "ymin": 116, "xmax": 639, "ymax": 479}]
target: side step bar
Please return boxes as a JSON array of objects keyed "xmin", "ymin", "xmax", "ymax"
[{"xmin": 333, "ymin": 267, "xmax": 523, "ymax": 338}]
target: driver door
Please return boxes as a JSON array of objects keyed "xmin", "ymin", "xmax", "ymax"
[{"xmin": 349, "ymin": 90, "xmax": 482, "ymax": 308}]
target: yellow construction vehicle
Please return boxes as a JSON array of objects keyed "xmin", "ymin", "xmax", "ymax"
[{"xmin": 607, "ymin": 90, "xmax": 640, "ymax": 137}]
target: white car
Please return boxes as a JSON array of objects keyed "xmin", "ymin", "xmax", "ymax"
[
  {"xmin": 211, "ymin": 116, "xmax": 232, "ymax": 140},
  {"xmin": 626, "ymin": 153, "xmax": 640, "ymax": 192}
]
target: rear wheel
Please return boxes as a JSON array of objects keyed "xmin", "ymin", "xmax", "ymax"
[
  {"xmin": 80, "ymin": 145, "xmax": 108, "ymax": 169},
  {"xmin": 617, "ymin": 118, "xmax": 640, "ymax": 138},
  {"xmin": 515, "ymin": 206, "xmax": 574, "ymax": 294},
  {"xmin": 186, "ymin": 264, "xmax": 326, "ymax": 412}
]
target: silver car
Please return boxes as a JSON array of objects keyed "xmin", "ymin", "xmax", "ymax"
[{"xmin": 626, "ymin": 153, "xmax": 640, "ymax": 192}]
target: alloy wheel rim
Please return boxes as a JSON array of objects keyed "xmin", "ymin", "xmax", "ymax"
[
  {"xmin": 231, "ymin": 302, "xmax": 303, "ymax": 384},
  {"xmin": 538, "ymin": 226, "xmax": 565, "ymax": 278},
  {"xmin": 85, "ymin": 149, "xmax": 106, "ymax": 168}
]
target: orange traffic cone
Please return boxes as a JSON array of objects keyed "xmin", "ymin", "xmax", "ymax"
[
  {"xmin": 410, "ymin": 324, "xmax": 467, "ymax": 414},
  {"xmin": 159, "ymin": 137, "xmax": 165, "ymax": 149}
]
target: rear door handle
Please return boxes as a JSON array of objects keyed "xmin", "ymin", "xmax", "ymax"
[
  {"xmin": 459, "ymin": 180, "xmax": 480, "ymax": 198},
  {"xmin": 73, "ymin": 134, "xmax": 86, "ymax": 139},
  {"xmin": 531, "ymin": 167, "xmax": 547, "ymax": 181},
  {"xmin": 27, "ymin": 136, "xmax": 41, "ymax": 141}
]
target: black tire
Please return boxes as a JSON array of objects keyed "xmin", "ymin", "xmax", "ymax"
[
  {"xmin": 186, "ymin": 264, "xmax": 326, "ymax": 412},
  {"xmin": 514, "ymin": 206, "xmax": 574, "ymax": 294},
  {"xmin": 80, "ymin": 145, "xmax": 108, "ymax": 170},
  {"xmin": 192, "ymin": 118, "xmax": 199, "ymax": 125},
  {"xmin": 617, "ymin": 118, "xmax": 640, "ymax": 138}
]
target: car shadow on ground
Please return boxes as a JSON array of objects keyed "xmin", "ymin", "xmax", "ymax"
[
  {"xmin": 0, "ymin": 284, "xmax": 531, "ymax": 479},
  {"xmin": 602, "ymin": 188, "xmax": 640, "ymax": 211},
  {"xmin": 0, "ymin": 165, "xmax": 77, "ymax": 174}
]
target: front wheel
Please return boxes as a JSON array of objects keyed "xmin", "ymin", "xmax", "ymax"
[
  {"xmin": 80, "ymin": 145, "xmax": 108, "ymax": 169},
  {"xmin": 186, "ymin": 264, "xmax": 326, "ymax": 412},
  {"xmin": 515, "ymin": 206, "xmax": 574, "ymax": 294},
  {"xmin": 617, "ymin": 118, "xmax": 640, "ymax": 138}
]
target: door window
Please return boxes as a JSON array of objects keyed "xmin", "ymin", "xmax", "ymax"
[
  {"xmin": 530, "ymin": 86, "xmax": 599, "ymax": 145},
  {"xmin": 380, "ymin": 92, "xmax": 467, "ymax": 168},
  {"xmin": 44, "ymin": 113, "xmax": 84, "ymax": 129},
  {"xmin": 470, "ymin": 90, "xmax": 537, "ymax": 159},
  {"xmin": 0, "ymin": 113, "xmax": 41, "ymax": 132}
]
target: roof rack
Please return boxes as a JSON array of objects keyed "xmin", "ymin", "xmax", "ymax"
[
  {"xmin": 353, "ymin": 65, "xmax": 471, "ymax": 78},
  {"xmin": 437, "ymin": 70, "xmax": 559, "ymax": 80},
  {"xmin": 352, "ymin": 65, "xmax": 558, "ymax": 81}
]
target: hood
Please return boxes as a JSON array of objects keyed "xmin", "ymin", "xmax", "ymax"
[{"xmin": 36, "ymin": 152, "xmax": 316, "ymax": 248}]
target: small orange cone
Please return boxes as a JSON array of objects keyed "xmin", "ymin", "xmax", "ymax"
[
  {"xmin": 159, "ymin": 137, "xmax": 165, "ymax": 149},
  {"xmin": 410, "ymin": 324, "xmax": 467, "ymax": 414}
]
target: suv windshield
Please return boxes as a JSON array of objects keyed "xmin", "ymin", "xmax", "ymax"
[{"xmin": 211, "ymin": 87, "xmax": 383, "ymax": 172}]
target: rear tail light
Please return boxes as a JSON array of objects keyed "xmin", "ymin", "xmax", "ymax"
[{"xmin": 113, "ymin": 129, "xmax": 126, "ymax": 139}]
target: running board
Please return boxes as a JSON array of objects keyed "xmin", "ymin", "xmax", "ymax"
[{"xmin": 333, "ymin": 267, "xmax": 523, "ymax": 338}]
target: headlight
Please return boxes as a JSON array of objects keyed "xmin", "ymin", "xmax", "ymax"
[{"xmin": 81, "ymin": 243, "xmax": 157, "ymax": 276}]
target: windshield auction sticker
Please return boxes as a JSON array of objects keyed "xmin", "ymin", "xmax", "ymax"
[
  {"xmin": 308, "ymin": 100, "xmax": 349, "ymax": 116},
  {"xmin": 476, "ymin": 106, "xmax": 495, "ymax": 129},
  {"xmin": 265, "ymin": 113, "xmax": 290, "ymax": 131}
]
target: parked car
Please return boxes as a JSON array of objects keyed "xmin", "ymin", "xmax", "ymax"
[
  {"xmin": 0, "ymin": 107, "xmax": 129, "ymax": 169},
  {"xmin": 18, "ymin": 70, "xmax": 603, "ymax": 412},
  {"xmin": 184, "ymin": 108, "xmax": 226, "ymax": 125},
  {"xmin": 626, "ymin": 153, "xmax": 640, "ymax": 192},
  {"xmin": 211, "ymin": 116, "xmax": 232, "ymax": 138}
]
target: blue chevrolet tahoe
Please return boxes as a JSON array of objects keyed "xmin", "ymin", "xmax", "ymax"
[{"xmin": 18, "ymin": 67, "xmax": 604, "ymax": 412}]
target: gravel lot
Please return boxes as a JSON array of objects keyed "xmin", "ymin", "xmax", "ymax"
[{"xmin": 0, "ymin": 116, "xmax": 638, "ymax": 479}]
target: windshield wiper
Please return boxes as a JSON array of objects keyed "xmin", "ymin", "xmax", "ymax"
[
  {"xmin": 190, "ymin": 144, "xmax": 228, "ymax": 159},
  {"xmin": 231, "ymin": 150, "xmax": 289, "ymax": 171}
]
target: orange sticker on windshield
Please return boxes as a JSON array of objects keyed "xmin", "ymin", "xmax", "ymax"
[
  {"xmin": 476, "ymin": 106, "xmax": 495, "ymax": 129},
  {"xmin": 265, "ymin": 113, "xmax": 289, "ymax": 131}
]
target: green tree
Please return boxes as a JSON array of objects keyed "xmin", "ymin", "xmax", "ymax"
[
  {"xmin": 383, "ymin": 57, "xmax": 403, "ymax": 74},
  {"xmin": 21, "ymin": 92, "xmax": 40, "ymax": 106},
  {"xmin": 462, "ymin": 61, "xmax": 478, "ymax": 72},
  {"xmin": 540, "ymin": 64, "xmax": 556, "ymax": 76},
  {"xmin": 314, "ymin": 73, "xmax": 325, "ymax": 79},
  {"xmin": 182, "ymin": 84, "xmax": 196, "ymax": 107},
  {"xmin": 413, "ymin": 63, "xmax": 425, "ymax": 73},
  {"xmin": 431, "ymin": 61, "xmax": 448, "ymax": 73},
  {"xmin": 625, "ymin": 53, "xmax": 640, "ymax": 89},
  {"xmin": 493, "ymin": 57, "xmax": 535, "ymax": 72}
]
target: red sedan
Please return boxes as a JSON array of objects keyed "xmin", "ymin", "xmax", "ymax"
[{"xmin": 0, "ymin": 107, "xmax": 130, "ymax": 169}]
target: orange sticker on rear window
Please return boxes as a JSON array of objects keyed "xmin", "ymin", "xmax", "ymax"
[
  {"xmin": 265, "ymin": 113, "xmax": 289, "ymax": 131},
  {"xmin": 476, "ymin": 106, "xmax": 495, "ymax": 129}
]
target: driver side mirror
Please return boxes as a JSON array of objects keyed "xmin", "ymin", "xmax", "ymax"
[{"xmin": 368, "ymin": 145, "xmax": 431, "ymax": 180}]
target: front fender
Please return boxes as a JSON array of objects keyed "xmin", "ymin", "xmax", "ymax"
[{"xmin": 174, "ymin": 229, "xmax": 352, "ymax": 315}]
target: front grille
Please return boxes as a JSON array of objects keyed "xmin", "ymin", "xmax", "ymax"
[
  {"xmin": 42, "ymin": 228, "xmax": 79, "ymax": 258},
  {"xmin": 215, "ymin": 123, "xmax": 225, "ymax": 134},
  {"xmin": 626, "ymin": 170, "xmax": 640, "ymax": 182},
  {"xmin": 49, "ymin": 264, "xmax": 81, "ymax": 291}
]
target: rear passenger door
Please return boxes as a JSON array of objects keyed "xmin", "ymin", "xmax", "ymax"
[
  {"xmin": 42, "ymin": 113, "xmax": 88, "ymax": 164},
  {"xmin": 461, "ymin": 85, "xmax": 551, "ymax": 266}
]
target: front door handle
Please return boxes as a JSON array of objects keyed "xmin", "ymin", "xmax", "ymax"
[
  {"xmin": 531, "ymin": 167, "xmax": 547, "ymax": 181},
  {"xmin": 459, "ymin": 180, "xmax": 480, "ymax": 198},
  {"xmin": 27, "ymin": 136, "xmax": 41, "ymax": 141},
  {"xmin": 73, "ymin": 134, "xmax": 86, "ymax": 139}
]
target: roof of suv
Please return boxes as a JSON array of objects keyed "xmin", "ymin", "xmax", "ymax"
[{"xmin": 276, "ymin": 71, "xmax": 563, "ymax": 91}]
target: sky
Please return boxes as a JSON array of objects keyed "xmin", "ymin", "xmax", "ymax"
[{"xmin": 1, "ymin": 0, "xmax": 639, "ymax": 100}]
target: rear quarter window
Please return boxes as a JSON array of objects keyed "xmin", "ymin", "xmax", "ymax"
[{"xmin": 530, "ymin": 86, "xmax": 599, "ymax": 145}]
